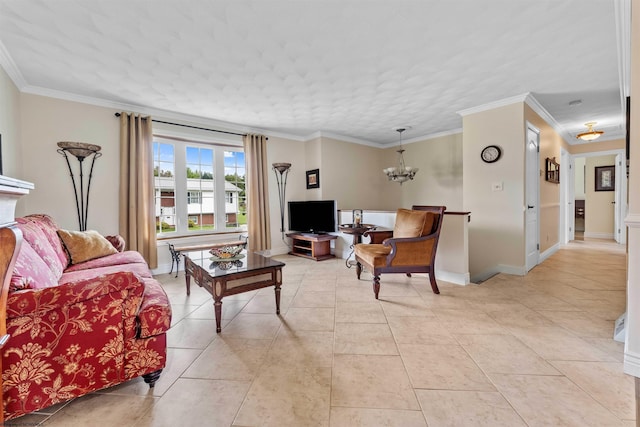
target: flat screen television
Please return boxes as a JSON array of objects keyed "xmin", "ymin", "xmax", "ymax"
[{"xmin": 288, "ymin": 200, "xmax": 336, "ymax": 234}]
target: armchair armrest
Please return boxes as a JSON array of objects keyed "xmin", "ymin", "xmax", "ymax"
[
  {"xmin": 383, "ymin": 232, "xmax": 439, "ymax": 267},
  {"xmin": 363, "ymin": 229, "xmax": 393, "ymax": 244},
  {"xmin": 6, "ymin": 271, "xmax": 145, "ymax": 318}
]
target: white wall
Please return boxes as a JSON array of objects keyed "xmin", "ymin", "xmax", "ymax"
[
  {"xmin": 584, "ymin": 155, "xmax": 616, "ymax": 238},
  {"xmin": 19, "ymin": 94, "xmax": 120, "ymax": 234},
  {"xmin": 624, "ymin": 0, "xmax": 640, "ymax": 379},
  {"xmin": 0, "ymin": 66, "xmax": 25, "ymax": 213},
  {"xmin": 400, "ymin": 132, "xmax": 463, "ymax": 210},
  {"xmin": 462, "ymin": 102, "xmax": 526, "ymax": 282}
]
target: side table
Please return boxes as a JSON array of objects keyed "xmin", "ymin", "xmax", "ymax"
[{"xmin": 338, "ymin": 223, "xmax": 376, "ymax": 268}]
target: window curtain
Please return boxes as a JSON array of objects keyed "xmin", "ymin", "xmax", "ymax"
[
  {"xmin": 243, "ymin": 134, "xmax": 271, "ymax": 252},
  {"xmin": 119, "ymin": 112, "xmax": 157, "ymax": 268}
]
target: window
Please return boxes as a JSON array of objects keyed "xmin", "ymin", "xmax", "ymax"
[
  {"xmin": 224, "ymin": 151, "xmax": 245, "ymax": 228},
  {"xmin": 187, "ymin": 191, "xmax": 202, "ymax": 204},
  {"xmin": 153, "ymin": 136, "xmax": 245, "ymax": 236},
  {"xmin": 153, "ymin": 142, "xmax": 176, "ymax": 233}
]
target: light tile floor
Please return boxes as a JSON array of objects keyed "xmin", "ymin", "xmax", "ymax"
[{"xmin": 11, "ymin": 238, "xmax": 634, "ymax": 426}]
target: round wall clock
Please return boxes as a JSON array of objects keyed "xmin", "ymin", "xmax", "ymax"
[{"xmin": 481, "ymin": 145, "xmax": 502, "ymax": 163}]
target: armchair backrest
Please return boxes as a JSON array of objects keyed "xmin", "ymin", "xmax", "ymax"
[
  {"xmin": 411, "ymin": 205, "xmax": 446, "ymax": 236},
  {"xmin": 393, "ymin": 206, "xmax": 446, "ymax": 238}
]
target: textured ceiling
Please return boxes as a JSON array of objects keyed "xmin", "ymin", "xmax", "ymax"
[{"xmin": 0, "ymin": 0, "xmax": 626, "ymax": 146}]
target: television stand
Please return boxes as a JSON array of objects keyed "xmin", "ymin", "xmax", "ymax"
[{"xmin": 287, "ymin": 233, "xmax": 336, "ymax": 261}]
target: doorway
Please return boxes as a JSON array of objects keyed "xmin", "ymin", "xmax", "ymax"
[{"xmin": 564, "ymin": 150, "xmax": 626, "ymax": 244}]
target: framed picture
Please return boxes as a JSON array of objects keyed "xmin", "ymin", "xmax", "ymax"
[
  {"xmin": 595, "ymin": 165, "xmax": 615, "ymax": 191},
  {"xmin": 545, "ymin": 157, "xmax": 559, "ymax": 184},
  {"xmin": 306, "ymin": 169, "xmax": 319, "ymax": 189}
]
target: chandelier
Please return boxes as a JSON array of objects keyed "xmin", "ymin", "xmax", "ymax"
[
  {"xmin": 383, "ymin": 127, "xmax": 418, "ymax": 184},
  {"xmin": 576, "ymin": 122, "xmax": 604, "ymax": 141}
]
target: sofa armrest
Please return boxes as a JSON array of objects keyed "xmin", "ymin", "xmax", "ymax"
[
  {"xmin": 105, "ymin": 235, "xmax": 126, "ymax": 252},
  {"xmin": 383, "ymin": 233, "xmax": 439, "ymax": 267},
  {"xmin": 6, "ymin": 271, "xmax": 145, "ymax": 319}
]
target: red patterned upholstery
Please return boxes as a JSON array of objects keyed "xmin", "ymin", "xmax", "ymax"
[{"xmin": 3, "ymin": 215, "xmax": 171, "ymax": 421}]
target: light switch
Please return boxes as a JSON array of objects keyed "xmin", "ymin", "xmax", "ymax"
[{"xmin": 492, "ymin": 182, "xmax": 503, "ymax": 191}]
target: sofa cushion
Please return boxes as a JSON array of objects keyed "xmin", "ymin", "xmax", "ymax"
[
  {"xmin": 354, "ymin": 243, "xmax": 392, "ymax": 268},
  {"xmin": 16, "ymin": 217, "xmax": 66, "ymax": 278},
  {"xmin": 11, "ymin": 241, "xmax": 60, "ymax": 290},
  {"xmin": 57, "ymin": 229, "xmax": 118, "ymax": 265},
  {"xmin": 393, "ymin": 209, "xmax": 427, "ymax": 238},
  {"xmin": 60, "ymin": 262, "xmax": 153, "ymax": 286},
  {"xmin": 64, "ymin": 251, "xmax": 148, "ymax": 273},
  {"xmin": 20, "ymin": 214, "xmax": 70, "ymax": 270}
]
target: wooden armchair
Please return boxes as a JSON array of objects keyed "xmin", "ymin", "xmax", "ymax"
[{"xmin": 354, "ymin": 206, "xmax": 446, "ymax": 299}]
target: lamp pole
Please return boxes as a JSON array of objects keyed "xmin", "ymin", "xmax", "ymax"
[
  {"xmin": 57, "ymin": 142, "xmax": 102, "ymax": 231},
  {"xmin": 272, "ymin": 162, "xmax": 292, "ymax": 239}
]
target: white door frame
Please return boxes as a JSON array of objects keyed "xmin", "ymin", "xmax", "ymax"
[
  {"xmin": 525, "ymin": 123, "xmax": 540, "ymax": 272},
  {"xmin": 615, "ymin": 153, "xmax": 627, "ymax": 244},
  {"xmin": 563, "ymin": 149, "xmax": 626, "ymax": 243}
]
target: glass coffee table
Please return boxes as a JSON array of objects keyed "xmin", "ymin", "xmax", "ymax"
[{"xmin": 183, "ymin": 249, "xmax": 285, "ymax": 333}]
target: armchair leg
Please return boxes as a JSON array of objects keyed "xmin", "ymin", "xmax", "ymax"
[
  {"xmin": 142, "ymin": 369, "xmax": 163, "ymax": 388},
  {"xmin": 356, "ymin": 262, "xmax": 362, "ymax": 279},
  {"xmin": 428, "ymin": 269, "xmax": 440, "ymax": 294},
  {"xmin": 406, "ymin": 273, "xmax": 412, "ymax": 278},
  {"xmin": 373, "ymin": 276, "xmax": 380, "ymax": 299}
]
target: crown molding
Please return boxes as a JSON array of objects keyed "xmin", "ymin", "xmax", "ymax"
[
  {"xmin": 523, "ymin": 93, "xmax": 573, "ymax": 144},
  {"xmin": 456, "ymin": 93, "xmax": 530, "ymax": 117},
  {"xmin": 303, "ymin": 131, "xmax": 380, "ymax": 147},
  {"xmin": 19, "ymin": 84, "xmax": 311, "ymax": 140},
  {"xmin": 455, "ymin": 91, "xmax": 574, "ymax": 145},
  {"xmin": 399, "ymin": 128, "xmax": 463, "ymax": 147},
  {"xmin": 0, "ymin": 40, "xmax": 27, "ymax": 89}
]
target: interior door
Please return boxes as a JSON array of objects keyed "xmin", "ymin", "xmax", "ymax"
[{"xmin": 525, "ymin": 124, "xmax": 540, "ymax": 271}]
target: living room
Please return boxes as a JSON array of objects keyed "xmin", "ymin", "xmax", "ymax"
[{"xmin": 1, "ymin": 1, "xmax": 640, "ymax": 425}]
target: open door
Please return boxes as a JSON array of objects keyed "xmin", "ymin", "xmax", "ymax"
[{"xmin": 525, "ymin": 124, "xmax": 540, "ymax": 271}]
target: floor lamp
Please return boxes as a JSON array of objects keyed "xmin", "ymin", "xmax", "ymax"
[
  {"xmin": 272, "ymin": 162, "xmax": 291, "ymax": 239},
  {"xmin": 57, "ymin": 142, "xmax": 102, "ymax": 231}
]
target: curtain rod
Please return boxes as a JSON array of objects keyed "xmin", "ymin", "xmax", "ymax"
[{"xmin": 114, "ymin": 112, "xmax": 254, "ymax": 138}]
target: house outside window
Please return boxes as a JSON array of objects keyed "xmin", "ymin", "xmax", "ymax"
[{"xmin": 153, "ymin": 136, "xmax": 245, "ymax": 236}]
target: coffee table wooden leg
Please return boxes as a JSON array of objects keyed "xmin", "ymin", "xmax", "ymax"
[
  {"xmin": 185, "ymin": 272, "xmax": 191, "ymax": 296},
  {"xmin": 214, "ymin": 299, "xmax": 222, "ymax": 333},
  {"xmin": 275, "ymin": 284, "xmax": 281, "ymax": 315}
]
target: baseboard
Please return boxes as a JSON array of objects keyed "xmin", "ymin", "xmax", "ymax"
[
  {"xmin": 436, "ymin": 270, "xmax": 471, "ymax": 286},
  {"xmin": 584, "ymin": 231, "xmax": 615, "ymax": 239},
  {"xmin": 624, "ymin": 351, "xmax": 640, "ymax": 377},
  {"xmin": 540, "ymin": 243, "xmax": 559, "ymax": 262},
  {"xmin": 497, "ymin": 263, "xmax": 527, "ymax": 276},
  {"xmin": 472, "ymin": 264, "xmax": 526, "ymax": 284},
  {"xmin": 152, "ymin": 262, "xmax": 174, "ymax": 276}
]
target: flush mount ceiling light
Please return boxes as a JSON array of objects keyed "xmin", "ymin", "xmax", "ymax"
[
  {"xmin": 383, "ymin": 127, "xmax": 418, "ymax": 184},
  {"xmin": 576, "ymin": 122, "xmax": 604, "ymax": 141}
]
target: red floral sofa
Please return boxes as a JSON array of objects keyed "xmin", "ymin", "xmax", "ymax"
[{"xmin": 1, "ymin": 214, "xmax": 171, "ymax": 421}]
